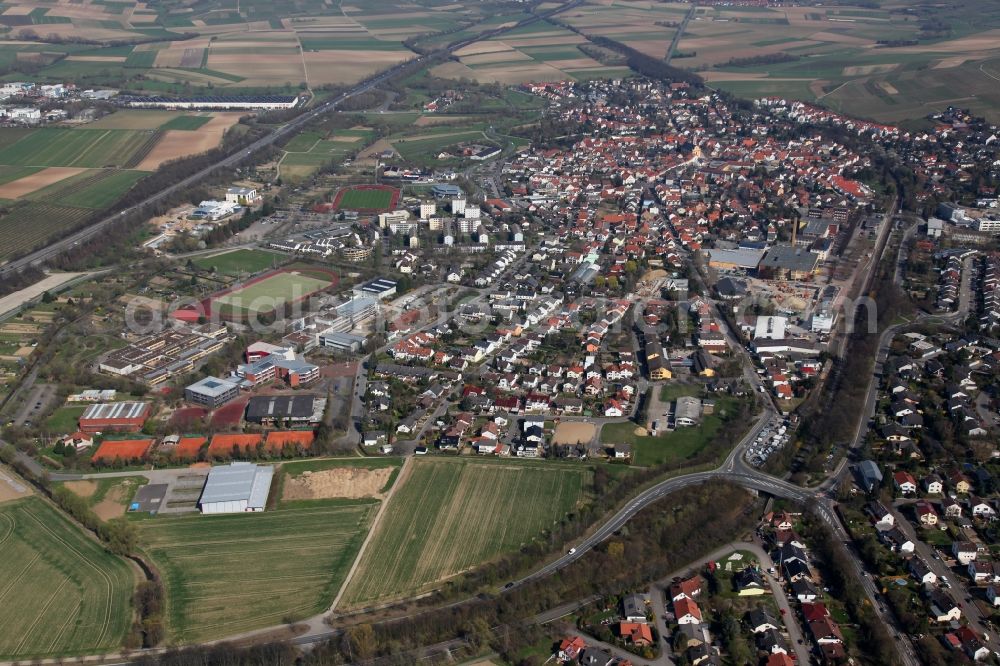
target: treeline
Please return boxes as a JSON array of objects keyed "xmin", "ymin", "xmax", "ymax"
[
  {"xmin": 801, "ymin": 504, "xmax": 902, "ymax": 665},
  {"xmin": 0, "ymin": 264, "xmax": 45, "ymax": 298},
  {"xmin": 719, "ymin": 52, "xmax": 799, "ymax": 68},
  {"xmin": 876, "ymin": 39, "xmax": 918, "ymax": 47},
  {"xmin": 585, "ymin": 35, "xmax": 704, "ymax": 87}
]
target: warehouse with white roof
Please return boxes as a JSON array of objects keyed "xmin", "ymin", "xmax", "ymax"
[{"xmin": 198, "ymin": 463, "xmax": 274, "ymax": 514}]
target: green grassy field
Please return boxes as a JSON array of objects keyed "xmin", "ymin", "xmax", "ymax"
[
  {"xmin": 336, "ymin": 188, "xmax": 394, "ymax": 209},
  {"xmin": 340, "ymin": 457, "xmax": 589, "ymax": 607},
  {"xmin": 159, "ymin": 115, "xmax": 212, "ymax": 131},
  {"xmin": 601, "ymin": 396, "xmax": 737, "ymax": 466},
  {"xmin": 192, "ymin": 248, "xmax": 285, "ymax": 275},
  {"xmin": 45, "ymin": 405, "xmax": 87, "ymax": 432},
  {"xmin": 214, "ymin": 270, "xmax": 332, "ymax": 314},
  {"xmin": 0, "ymin": 129, "xmax": 159, "ymax": 168},
  {"xmin": 23, "ymin": 169, "xmax": 148, "ymax": 209},
  {"xmin": 138, "ymin": 501, "xmax": 377, "ymax": 642},
  {"xmin": 0, "ymin": 497, "xmax": 134, "ymax": 659},
  {"xmin": 0, "ymin": 165, "xmax": 43, "ymax": 185}
]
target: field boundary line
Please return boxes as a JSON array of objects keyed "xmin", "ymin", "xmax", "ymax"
[{"xmin": 329, "ymin": 456, "xmax": 412, "ymax": 612}]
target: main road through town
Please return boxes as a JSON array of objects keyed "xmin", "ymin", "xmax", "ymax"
[{"xmin": 0, "ymin": 0, "xmax": 583, "ymax": 278}]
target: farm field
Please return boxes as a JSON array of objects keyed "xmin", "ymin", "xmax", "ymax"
[
  {"xmin": 191, "ymin": 248, "xmax": 286, "ymax": 276},
  {"xmin": 138, "ymin": 500, "xmax": 378, "ymax": 642},
  {"xmin": 558, "ymin": 1, "xmax": 686, "ymax": 57},
  {"xmin": 0, "ymin": 204, "xmax": 93, "ymax": 264},
  {"xmin": 213, "ymin": 269, "xmax": 334, "ymax": 315},
  {"xmin": 22, "ymin": 169, "xmax": 148, "ymax": 209},
  {"xmin": 0, "ymin": 497, "xmax": 134, "ymax": 659},
  {"xmin": 676, "ymin": 1, "xmax": 1000, "ymax": 124},
  {"xmin": 339, "ymin": 457, "xmax": 590, "ymax": 607},
  {"xmin": 434, "ymin": 20, "xmax": 629, "ymax": 84},
  {"xmin": 0, "ymin": 128, "xmax": 160, "ymax": 168}
]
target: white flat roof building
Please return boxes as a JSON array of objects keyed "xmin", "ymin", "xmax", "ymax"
[
  {"xmin": 199, "ymin": 463, "xmax": 274, "ymax": 514},
  {"xmin": 754, "ymin": 315, "xmax": 788, "ymax": 340}
]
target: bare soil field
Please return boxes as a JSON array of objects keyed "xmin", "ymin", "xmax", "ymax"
[
  {"xmin": 135, "ymin": 113, "xmax": 240, "ymax": 169},
  {"xmin": 93, "ymin": 484, "xmax": 129, "ymax": 521},
  {"xmin": 891, "ymin": 30, "xmax": 1000, "ymax": 54},
  {"xmin": 65, "ymin": 480, "xmax": 98, "ymax": 498},
  {"xmin": 85, "ymin": 111, "xmax": 180, "ymax": 130},
  {"xmin": 153, "ymin": 38, "xmax": 211, "ymax": 68},
  {"xmin": 547, "ymin": 57, "xmax": 604, "ymax": 70},
  {"xmin": 207, "ymin": 53, "xmax": 305, "ymax": 84},
  {"xmin": 503, "ymin": 35, "xmax": 585, "ymax": 47},
  {"xmin": 282, "ymin": 467, "xmax": 392, "ymax": 501},
  {"xmin": 934, "ymin": 56, "xmax": 970, "ymax": 69},
  {"xmin": 878, "ymin": 80, "xmax": 899, "ymax": 95},
  {"xmin": 0, "ymin": 166, "xmax": 87, "ymax": 199},
  {"xmin": 0, "ymin": 322, "xmax": 40, "ymax": 334},
  {"xmin": 457, "ymin": 62, "xmax": 567, "ymax": 84},
  {"xmin": 0, "ymin": 468, "xmax": 31, "ymax": 504},
  {"xmin": 304, "ymin": 50, "xmax": 412, "ymax": 86},
  {"xmin": 356, "ymin": 138, "xmax": 396, "ymax": 164},
  {"xmin": 413, "ymin": 115, "xmax": 472, "ymax": 127},
  {"xmin": 552, "ymin": 422, "xmax": 596, "ymax": 446},
  {"xmin": 804, "ymin": 30, "xmax": 873, "ymax": 45}
]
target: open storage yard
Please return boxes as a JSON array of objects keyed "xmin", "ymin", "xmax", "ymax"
[
  {"xmin": 138, "ymin": 500, "xmax": 378, "ymax": 642},
  {"xmin": 339, "ymin": 457, "xmax": 590, "ymax": 608},
  {"xmin": 0, "ymin": 497, "xmax": 134, "ymax": 660}
]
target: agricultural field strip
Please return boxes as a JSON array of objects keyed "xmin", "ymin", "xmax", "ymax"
[
  {"xmin": 139, "ymin": 502, "xmax": 376, "ymax": 641},
  {"xmin": 0, "ymin": 498, "xmax": 131, "ymax": 659},
  {"xmin": 342, "ymin": 459, "xmax": 586, "ymax": 605}
]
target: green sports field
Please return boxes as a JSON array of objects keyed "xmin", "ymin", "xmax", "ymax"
[
  {"xmin": 0, "ymin": 497, "xmax": 134, "ymax": 659},
  {"xmin": 340, "ymin": 457, "xmax": 589, "ymax": 607},
  {"xmin": 138, "ymin": 501, "xmax": 377, "ymax": 642},
  {"xmin": 213, "ymin": 270, "xmax": 332, "ymax": 314},
  {"xmin": 337, "ymin": 188, "xmax": 394, "ymax": 210},
  {"xmin": 192, "ymin": 248, "xmax": 285, "ymax": 275}
]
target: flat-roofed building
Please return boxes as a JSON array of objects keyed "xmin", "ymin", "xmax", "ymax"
[
  {"xmin": 706, "ymin": 248, "xmax": 766, "ymax": 272},
  {"xmin": 759, "ymin": 245, "xmax": 820, "ymax": 280},
  {"xmin": 78, "ymin": 401, "xmax": 152, "ymax": 433},
  {"xmin": 318, "ymin": 330, "xmax": 367, "ymax": 353},
  {"xmin": 184, "ymin": 376, "xmax": 241, "ymax": 409},
  {"xmin": 199, "ymin": 463, "xmax": 274, "ymax": 514},
  {"xmin": 353, "ymin": 278, "xmax": 397, "ymax": 300},
  {"xmin": 245, "ymin": 394, "xmax": 326, "ymax": 425}
]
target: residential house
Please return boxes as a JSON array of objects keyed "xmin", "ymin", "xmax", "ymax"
[
  {"xmin": 916, "ymin": 500, "xmax": 939, "ymax": 526},
  {"xmin": 746, "ymin": 608, "xmax": 779, "ymax": 634},
  {"xmin": 929, "ymin": 589, "xmax": 962, "ymax": 623},
  {"xmin": 735, "ymin": 566, "xmax": 767, "ymax": 596},
  {"xmin": 674, "ymin": 597, "xmax": 703, "ymax": 625},
  {"xmin": 894, "ymin": 471, "xmax": 918, "ymax": 495},
  {"xmin": 954, "ymin": 541, "xmax": 979, "ymax": 565}
]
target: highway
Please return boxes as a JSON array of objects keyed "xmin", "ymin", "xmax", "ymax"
[{"xmin": 0, "ymin": 0, "xmax": 582, "ymax": 278}]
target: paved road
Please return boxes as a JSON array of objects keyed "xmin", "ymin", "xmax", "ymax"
[{"xmin": 0, "ymin": 0, "xmax": 582, "ymax": 277}]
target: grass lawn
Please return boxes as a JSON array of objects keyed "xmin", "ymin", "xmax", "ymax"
[
  {"xmin": 45, "ymin": 405, "xmax": 87, "ymax": 433},
  {"xmin": 602, "ymin": 397, "xmax": 737, "ymax": 466},
  {"xmin": 192, "ymin": 248, "xmax": 285, "ymax": 275},
  {"xmin": 214, "ymin": 271, "xmax": 331, "ymax": 314},
  {"xmin": 137, "ymin": 500, "xmax": 378, "ymax": 642},
  {"xmin": 0, "ymin": 497, "xmax": 134, "ymax": 659},
  {"xmin": 340, "ymin": 457, "xmax": 590, "ymax": 607},
  {"xmin": 337, "ymin": 188, "xmax": 394, "ymax": 209}
]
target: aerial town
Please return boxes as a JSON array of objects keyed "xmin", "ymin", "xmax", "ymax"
[{"xmin": 0, "ymin": 1, "xmax": 999, "ymax": 665}]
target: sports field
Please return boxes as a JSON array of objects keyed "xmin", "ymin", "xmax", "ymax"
[
  {"xmin": 138, "ymin": 501, "xmax": 378, "ymax": 642},
  {"xmin": 340, "ymin": 457, "xmax": 589, "ymax": 607},
  {"xmin": 191, "ymin": 248, "xmax": 284, "ymax": 275},
  {"xmin": 337, "ymin": 188, "xmax": 394, "ymax": 210},
  {"xmin": 213, "ymin": 270, "xmax": 332, "ymax": 314},
  {"xmin": 0, "ymin": 497, "xmax": 134, "ymax": 659}
]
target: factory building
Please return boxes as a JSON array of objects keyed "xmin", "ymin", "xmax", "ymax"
[{"xmin": 198, "ymin": 463, "xmax": 274, "ymax": 514}]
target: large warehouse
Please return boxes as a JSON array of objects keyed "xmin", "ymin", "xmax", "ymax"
[
  {"xmin": 245, "ymin": 394, "xmax": 326, "ymax": 425},
  {"xmin": 198, "ymin": 463, "xmax": 274, "ymax": 514},
  {"xmin": 78, "ymin": 401, "xmax": 152, "ymax": 433}
]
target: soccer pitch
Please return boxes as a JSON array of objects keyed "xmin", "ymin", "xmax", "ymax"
[
  {"xmin": 338, "ymin": 188, "xmax": 393, "ymax": 209},
  {"xmin": 214, "ymin": 271, "xmax": 331, "ymax": 314}
]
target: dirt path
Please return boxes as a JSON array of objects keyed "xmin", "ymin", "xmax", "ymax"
[{"xmin": 328, "ymin": 456, "xmax": 412, "ymax": 611}]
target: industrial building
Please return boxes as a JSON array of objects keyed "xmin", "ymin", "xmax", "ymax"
[
  {"xmin": 353, "ymin": 278, "xmax": 398, "ymax": 301},
  {"xmin": 198, "ymin": 463, "xmax": 274, "ymax": 514},
  {"xmin": 674, "ymin": 396, "xmax": 703, "ymax": 428},
  {"xmin": 78, "ymin": 401, "xmax": 152, "ymax": 433},
  {"xmin": 317, "ymin": 331, "xmax": 367, "ymax": 352},
  {"xmin": 706, "ymin": 248, "xmax": 766, "ymax": 272},
  {"xmin": 184, "ymin": 376, "xmax": 241, "ymax": 409},
  {"xmin": 245, "ymin": 394, "xmax": 326, "ymax": 425},
  {"xmin": 758, "ymin": 246, "xmax": 820, "ymax": 280},
  {"xmin": 118, "ymin": 94, "xmax": 300, "ymax": 110}
]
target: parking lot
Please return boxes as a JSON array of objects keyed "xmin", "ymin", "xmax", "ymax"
[{"xmin": 744, "ymin": 415, "xmax": 790, "ymax": 467}]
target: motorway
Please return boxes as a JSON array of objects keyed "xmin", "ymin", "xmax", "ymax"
[{"xmin": 0, "ymin": 0, "xmax": 582, "ymax": 278}]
